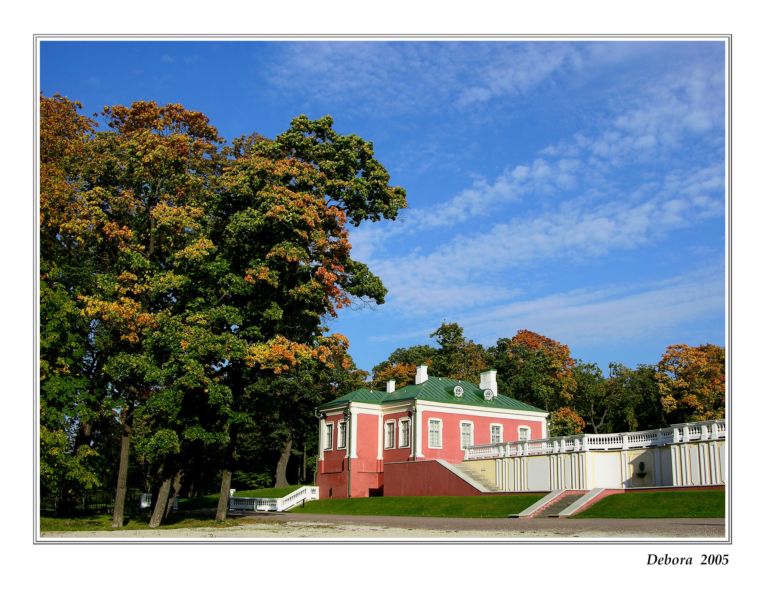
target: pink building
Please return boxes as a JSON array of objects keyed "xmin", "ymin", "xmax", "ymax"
[{"xmin": 317, "ymin": 365, "xmax": 548, "ymax": 498}]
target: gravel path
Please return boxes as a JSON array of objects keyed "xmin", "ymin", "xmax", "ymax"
[{"xmin": 40, "ymin": 513, "xmax": 726, "ymax": 540}]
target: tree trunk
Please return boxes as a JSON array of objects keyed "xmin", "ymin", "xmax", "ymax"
[
  {"xmin": 275, "ymin": 436, "xmax": 292, "ymax": 488},
  {"xmin": 215, "ymin": 426, "xmax": 238, "ymax": 521},
  {"xmin": 149, "ymin": 475, "xmax": 172, "ymax": 528},
  {"xmin": 164, "ymin": 469, "xmax": 183, "ymax": 520},
  {"xmin": 111, "ymin": 404, "xmax": 133, "ymax": 528},
  {"xmin": 215, "ymin": 469, "xmax": 232, "ymax": 522},
  {"xmin": 302, "ymin": 445, "xmax": 307, "ymax": 483}
]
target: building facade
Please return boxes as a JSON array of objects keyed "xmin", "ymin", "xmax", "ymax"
[{"xmin": 316, "ymin": 365, "xmax": 548, "ymax": 498}]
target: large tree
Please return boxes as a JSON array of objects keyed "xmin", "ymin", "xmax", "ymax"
[
  {"xmin": 210, "ymin": 116, "xmax": 406, "ymax": 520},
  {"xmin": 656, "ymin": 344, "xmax": 725, "ymax": 423},
  {"xmin": 429, "ymin": 323, "xmax": 489, "ymax": 381},
  {"xmin": 40, "ymin": 95, "xmax": 118, "ymax": 510},
  {"xmin": 490, "ymin": 330, "xmax": 577, "ymax": 412}
]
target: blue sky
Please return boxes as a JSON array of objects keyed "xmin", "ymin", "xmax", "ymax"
[{"xmin": 40, "ymin": 40, "xmax": 726, "ymax": 375}]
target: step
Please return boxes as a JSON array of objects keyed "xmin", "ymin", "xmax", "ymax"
[{"xmin": 536, "ymin": 492, "xmax": 587, "ymax": 518}]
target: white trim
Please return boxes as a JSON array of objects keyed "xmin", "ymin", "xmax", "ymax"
[
  {"xmin": 381, "ymin": 401, "xmax": 415, "ymax": 414},
  {"xmin": 415, "ymin": 399, "xmax": 548, "ymax": 420},
  {"xmin": 384, "ymin": 419, "xmax": 396, "ymax": 449},
  {"xmin": 415, "ymin": 410, "xmax": 424, "ymax": 458},
  {"xmin": 459, "ymin": 420, "xmax": 474, "ymax": 450},
  {"xmin": 490, "ymin": 422, "xmax": 503, "ymax": 444},
  {"xmin": 337, "ymin": 420, "xmax": 347, "ymax": 449},
  {"xmin": 350, "ymin": 410, "xmax": 358, "ymax": 458},
  {"xmin": 377, "ymin": 412, "xmax": 383, "ymax": 460},
  {"xmin": 427, "ymin": 418, "xmax": 443, "ymax": 449},
  {"xmin": 324, "ymin": 422, "xmax": 334, "ymax": 450},
  {"xmin": 518, "ymin": 425, "xmax": 531, "ymax": 442},
  {"xmin": 398, "ymin": 418, "xmax": 411, "ymax": 448},
  {"xmin": 318, "ymin": 417, "xmax": 326, "ymax": 462}
]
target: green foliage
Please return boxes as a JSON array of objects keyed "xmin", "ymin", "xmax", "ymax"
[
  {"xmin": 40, "ymin": 97, "xmax": 404, "ymax": 519},
  {"xmin": 548, "ymin": 407, "xmax": 586, "ymax": 436},
  {"xmin": 489, "ymin": 331, "xmax": 576, "ymax": 412}
]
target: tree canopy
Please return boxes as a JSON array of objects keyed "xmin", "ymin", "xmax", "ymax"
[{"xmin": 39, "ymin": 96, "xmax": 405, "ymax": 525}]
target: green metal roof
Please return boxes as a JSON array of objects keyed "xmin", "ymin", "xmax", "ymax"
[{"xmin": 320, "ymin": 376, "xmax": 547, "ymax": 414}]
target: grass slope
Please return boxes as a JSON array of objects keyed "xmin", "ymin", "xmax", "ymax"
[
  {"xmin": 572, "ymin": 490, "xmax": 725, "ymax": 519},
  {"xmin": 290, "ymin": 494, "xmax": 545, "ymax": 518}
]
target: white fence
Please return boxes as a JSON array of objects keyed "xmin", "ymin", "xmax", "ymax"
[
  {"xmin": 464, "ymin": 420, "xmax": 726, "ymax": 461},
  {"xmin": 228, "ymin": 485, "xmax": 320, "ymax": 512}
]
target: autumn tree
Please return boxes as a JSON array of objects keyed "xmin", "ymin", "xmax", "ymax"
[
  {"xmin": 371, "ymin": 345, "xmax": 437, "ymax": 389},
  {"xmin": 210, "ymin": 116, "xmax": 406, "ymax": 519},
  {"xmin": 656, "ymin": 344, "xmax": 725, "ymax": 423},
  {"xmin": 40, "ymin": 95, "xmax": 119, "ymax": 510},
  {"xmin": 490, "ymin": 330, "xmax": 576, "ymax": 412},
  {"xmin": 548, "ymin": 407, "xmax": 586, "ymax": 437},
  {"xmin": 429, "ymin": 323, "xmax": 489, "ymax": 381}
]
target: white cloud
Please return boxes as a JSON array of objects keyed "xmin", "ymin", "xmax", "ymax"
[
  {"xmin": 359, "ymin": 162, "xmax": 723, "ymax": 317},
  {"xmin": 462, "ymin": 266, "xmax": 724, "ymax": 348},
  {"xmin": 265, "ymin": 42, "xmax": 580, "ymax": 115},
  {"xmin": 364, "ymin": 264, "xmax": 723, "ymax": 353}
]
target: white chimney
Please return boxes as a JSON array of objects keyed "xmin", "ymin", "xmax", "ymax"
[
  {"xmin": 479, "ymin": 370, "xmax": 497, "ymax": 397},
  {"xmin": 415, "ymin": 364, "xmax": 429, "ymax": 385},
  {"xmin": 386, "ymin": 379, "xmax": 396, "ymax": 393}
]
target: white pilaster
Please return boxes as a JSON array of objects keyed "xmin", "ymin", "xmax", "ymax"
[
  {"xmin": 376, "ymin": 412, "xmax": 383, "ymax": 460},
  {"xmin": 350, "ymin": 408, "xmax": 358, "ymax": 459}
]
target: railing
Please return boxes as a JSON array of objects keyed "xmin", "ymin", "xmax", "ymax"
[
  {"xmin": 228, "ymin": 486, "xmax": 320, "ymax": 512},
  {"xmin": 464, "ymin": 420, "xmax": 726, "ymax": 460}
]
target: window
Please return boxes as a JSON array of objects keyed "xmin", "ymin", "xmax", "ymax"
[
  {"xmin": 398, "ymin": 419, "xmax": 410, "ymax": 448},
  {"xmin": 490, "ymin": 424, "xmax": 503, "ymax": 444},
  {"xmin": 428, "ymin": 419, "xmax": 442, "ymax": 448},
  {"xmin": 460, "ymin": 421, "xmax": 474, "ymax": 449},
  {"xmin": 324, "ymin": 422, "xmax": 334, "ymax": 450},
  {"xmin": 518, "ymin": 426, "xmax": 530, "ymax": 442},
  {"xmin": 337, "ymin": 421, "xmax": 347, "ymax": 449},
  {"xmin": 384, "ymin": 421, "xmax": 395, "ymax": 449}
]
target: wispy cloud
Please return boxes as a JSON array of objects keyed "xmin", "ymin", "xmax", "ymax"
[
  {"xmin": 264, "ymin": 42, "xmax": 580, "ymax": 116},
  {"xmin": 462, "ymin": 265, "xmax": 724, "ymax": 348},
  {"xmin": 368, "ymin": 264, "xmax": 723, "ymax": 350},
  {"xmin": 359, "ymin": 160, "xmax": 722, "ymax": 318},
  {"xmin": 367, "ymin": 66, "xmax": 724, "ymax": 241}
]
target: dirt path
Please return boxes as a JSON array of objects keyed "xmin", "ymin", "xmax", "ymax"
[{"xmin": 40, "ymin": 513, "xmax": 726, "ymax": 540}]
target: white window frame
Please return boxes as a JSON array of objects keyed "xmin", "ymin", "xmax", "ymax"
[
  {"xmin": 428, "ymin": 418, "xmax": 443, "ymax": 449},
  {"xmin": 459, "ymin": 420, "xmax": 474, "ymax": 450},
  {"xmin": 490, "ymin": 423, "xmax": 503, "ymax": 445},
  {"xmin": 337, "ymin": 420, "xmax": 347, "ymax": 449},
  {"xmin": 384, "ymin": 419, "xmax": 396, "ymax": 449},
  {"xmin": 324, "ymin": 422, "xmax": 334, "ymax": 450},
  {"xmin": 518, "ymin": 426, "xmax": 531, "ymax": 442},
  {"xmin": 398, "ymin": 418, "xmax": 411, "ymax": 448}
]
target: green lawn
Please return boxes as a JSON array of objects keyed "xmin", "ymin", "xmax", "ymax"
[
  {"xmin": 290, "ymin": 494, "xmax": 545, "ymax": 518},
  {"xmin": 572, "ymin": 490, "xmax": 725, "ymax": 519}
]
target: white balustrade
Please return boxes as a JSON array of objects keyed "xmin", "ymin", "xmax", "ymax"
[
  {"xmin": 463, "ymin": 420, "xmax": 726, "ymax": 460},
  {"xmin": 228, "ymin": 486, "xmax": 320, "ymax": 512}
]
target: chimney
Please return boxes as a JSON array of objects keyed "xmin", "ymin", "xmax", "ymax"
[
  {"xmin": 479, "ymin": 370, "xmax": 497, "ymax": 397},
  {"xmin": 415, "ymin": 364, "xmax": 429, "ymax": 385},
  {"xmin": 386, "ymin": 379, "xmax": 396, "ymax": 393}
]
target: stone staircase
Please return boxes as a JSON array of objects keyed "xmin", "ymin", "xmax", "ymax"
[
  {"xmin": 455, "ymin": 461, "xmax": 499, "ymax": 492},
  {"xmin": 535, "ymin": 491, "xmax": 587, "ymax": 517}
]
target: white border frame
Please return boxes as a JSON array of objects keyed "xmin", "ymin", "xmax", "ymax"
[
  {"xmin": 398, "ymin": 417, "xmax": 411, "ymax": 448},
  {"xmin": 459, "ymin": 420, "xmax": 474, "ymax": 450},
  {"xmin": 427, "ymin": 417, "xmax": 443, "ymax": 449}
]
